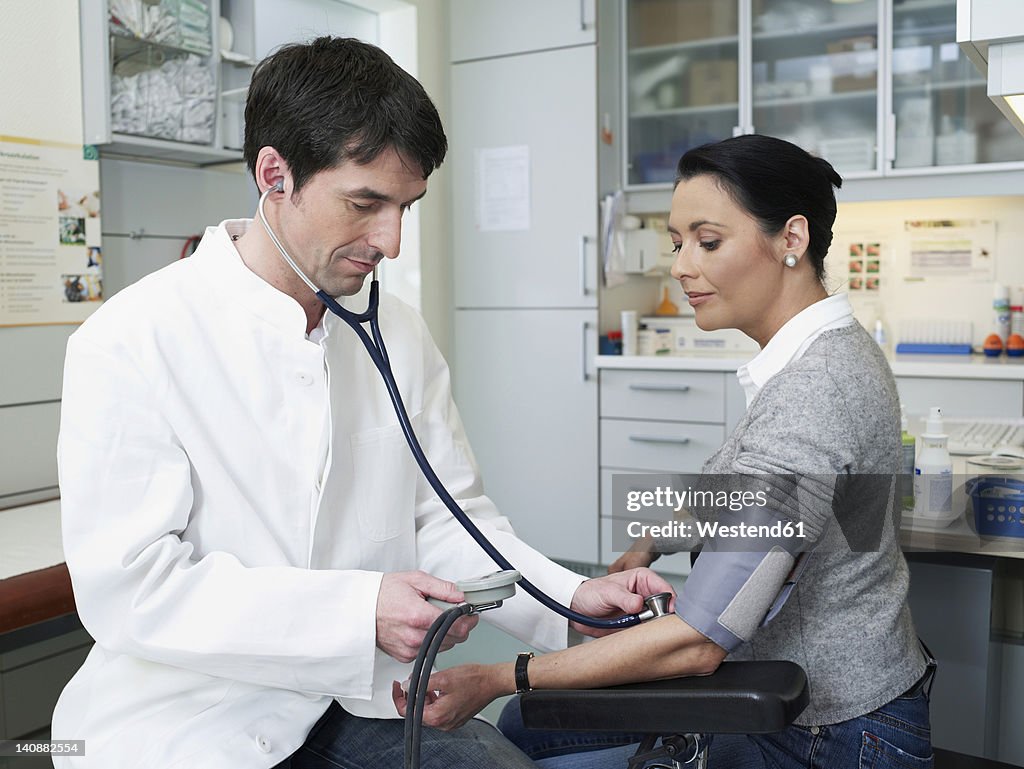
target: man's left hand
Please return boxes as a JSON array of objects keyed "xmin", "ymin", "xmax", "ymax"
[{"xmin": 569, "ymin": 567, "xmax": 675, "ymax": 638}]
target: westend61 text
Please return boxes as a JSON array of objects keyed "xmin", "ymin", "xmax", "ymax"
[{"xmin": 627, "ymin": 519, "xmax": 807, "ymax": 540}]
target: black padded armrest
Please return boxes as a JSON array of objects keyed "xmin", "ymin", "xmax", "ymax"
[{"xmin": 520, "ymin": 660, "xmax": 809, "ymax": 735}]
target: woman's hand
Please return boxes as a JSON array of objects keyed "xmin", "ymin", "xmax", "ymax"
[
  {"xmin": 608, "ymin": 535, "xmax": 659, "ymax": 573},
  {"xmin": 392, "ymin": 662, "xmax": 512, "ymax": 732}
]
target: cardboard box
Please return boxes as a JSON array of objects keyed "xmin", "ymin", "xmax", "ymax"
[
  {"xmin": 826, "ymin": 36, "xmax": 878, "ymax": 93},
  {"xmin": 689, "ymin": 59, "xmax": 739, "ymax": 106},
  {"xmin": 629, "ymin": 0, "xmax": 737, "ymax": 47}
]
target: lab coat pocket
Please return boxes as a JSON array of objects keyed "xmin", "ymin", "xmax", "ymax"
[{"xmin": 351, "ymin": 417, "xmax": 420, "ymax": 542}]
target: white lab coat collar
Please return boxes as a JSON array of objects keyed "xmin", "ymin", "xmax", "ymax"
[
  {"xmin": 196, "ymin": 219, "xmax": 311, "ymax": 338},
  {"xmin": 737, "ymin": 293, "xmax": 855, "ymax": 406}
]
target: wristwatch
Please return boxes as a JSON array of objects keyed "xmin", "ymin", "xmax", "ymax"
[{"xmin": 515, "ymin": 652, "xmax": 535, "ymax": 694}]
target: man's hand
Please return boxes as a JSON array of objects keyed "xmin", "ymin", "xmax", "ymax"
[
  {"xmin": 569, "ymin": 567, "xmax": 675, "ymax": 638},
  {"xmin": 391, "ymin": 663, "xmax": 507, "ymax": 731},
  {"xmin": 375, "ymin": 571, "xmax": 480, "ymax": 663}
]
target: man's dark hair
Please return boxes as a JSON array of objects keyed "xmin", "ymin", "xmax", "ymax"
[
  {"xmin": 244, "ymin": 37, "xmax": 447, "ymax": 192},
  {"xmin": 675, "ymin": 135, "xmax": 843, "ymax": 281}
]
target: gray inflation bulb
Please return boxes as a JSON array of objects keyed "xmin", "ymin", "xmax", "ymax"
[{"xmin": 428, "ymin": 569, "xmax": 521, "ymax": 609}]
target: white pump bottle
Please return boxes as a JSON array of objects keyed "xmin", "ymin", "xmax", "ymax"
[{"xmin": 913, "ymin": 407, "xmax": 953, "ymax": 518}]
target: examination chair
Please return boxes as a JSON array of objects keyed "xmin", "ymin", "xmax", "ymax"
[{"xmin": 519, "ymin": 660, "xmax": 809, "ymax": 769}]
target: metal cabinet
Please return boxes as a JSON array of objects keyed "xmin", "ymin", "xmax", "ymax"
[
  {"xmin": 449, "ymin": 0, "xmax": 596, "ymax": 62},
  {"xmin": 597, "ymin": 368, "xmax": 746, "ymax": 574},
  {"xmin": 614, "ymin": 0, "xmax": 1024, "ymax": 189},
  {"xmin": 454, "ymin": 309, "xmax": 598, "ymax": 563},
  {"xmin": 896, "ymin": 376, "xmax": 1024, "ymax": 420},
  {"xmin": 450, "ymin": 18, "xmax": 601, "ymax": 563},
  {"xmin": 451, "ymin": 45, "xmax": 599, "ymax": 309}
]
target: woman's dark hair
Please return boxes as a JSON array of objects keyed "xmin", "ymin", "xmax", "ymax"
[
  {"xmin": 675, "ymin": 135, "xmax": 842, "ymax": 281},
  {"xmin": 244, "ymin": 37, "xmax": 447, "ymax": 192}
]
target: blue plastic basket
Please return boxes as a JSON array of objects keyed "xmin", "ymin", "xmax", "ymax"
[{"xmin": 965, "ymin": 476, "xmax": 1024, "ymax": 538}]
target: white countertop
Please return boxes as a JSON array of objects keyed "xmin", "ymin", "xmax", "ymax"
[{"xmin": 597, "ymin": 353, "xmax": 1024, "ymax": 380}]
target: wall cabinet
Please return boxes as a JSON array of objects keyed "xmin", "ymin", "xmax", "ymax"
[
  {"xmin": 451, "ymin": 45, "xmax": 599, "ymax": 309},
  {"xmin": 449, "ymin": 12, "xmax": 600, "ymax": 564},
  {"xmin": 449, "ymin": 0, "xmax": 596, "ymax": 62},
  {"xmin": 80, "ymin": 0, "xmax": 251, "ymax": 165},
  {"xmin": 617, "ymin": 0, "xmax": 1024, "ymax": 188}
]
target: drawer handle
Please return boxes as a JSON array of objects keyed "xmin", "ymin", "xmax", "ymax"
[
  {"xmin": 628, "ymin": 384, "xmax": 692, "ymax": 393},
  {"xmin": 628, "ymin": 435, "xmax": 691, "ymax": 445}
]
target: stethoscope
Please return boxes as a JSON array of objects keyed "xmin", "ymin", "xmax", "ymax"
[{"xmin": 256, "ymin": 181, "xmax": 646, "ymax": 631}]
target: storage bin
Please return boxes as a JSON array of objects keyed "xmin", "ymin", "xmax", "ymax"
[{"xmin": 965, "ymin": 476, "xmax": 1024, "ymax": 538}]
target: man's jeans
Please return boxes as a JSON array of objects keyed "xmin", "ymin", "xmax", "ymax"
[
  {"xmin": 497, "ymin": 689, "xmax": 934, "ymax": 769},
  {"xmin": 272, "ymin": 701, "xmax": 538, "ymax": 769}
]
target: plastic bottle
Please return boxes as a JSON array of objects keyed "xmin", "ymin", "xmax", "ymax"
[
  {"xmin": 621, "ymin": 310, "xmax": 638, "ymax": 356},
  {"xmin": 873, "ymin": 318, "xmax": 888, "ymax": 354},
  {"xmin": 913, "ymin": 407, "xmax": 953, "ymax": 519},
  {"xmin": 900, "ymin": 405, "xmax": 916, "ymax": 513},
  {"xmin": 993, "ymin": 283, "xmax": 1011, "ymax": 346}
]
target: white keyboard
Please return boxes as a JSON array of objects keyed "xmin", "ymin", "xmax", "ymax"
[{"xmin": 943, "ymin": 417, "xmax": 1024, "ymax": 455}]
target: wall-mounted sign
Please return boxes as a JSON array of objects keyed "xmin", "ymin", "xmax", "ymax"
[{"xmin": 0, "ymin": 135, "xmax": 103, "ymax": 327}]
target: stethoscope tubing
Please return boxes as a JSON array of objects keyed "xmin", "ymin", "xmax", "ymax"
[{"xmin": 257, "ymin": 186, "xmax": 641, "ymax": 629}]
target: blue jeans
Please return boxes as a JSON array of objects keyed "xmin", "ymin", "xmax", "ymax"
[
  {"xmin": 498, "ymin": 689, "xmax": 933, "ymax": 769},
  {"xmin": 272, "ymin": 701, "xmax": 538, "ymax": 769}
]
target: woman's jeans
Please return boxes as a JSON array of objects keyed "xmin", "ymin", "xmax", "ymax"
[{"xmin": 498, "ymin": 688, "xmax": 934, "ymax": 769}]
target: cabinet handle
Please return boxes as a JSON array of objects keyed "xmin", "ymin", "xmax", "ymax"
[
  {"xmin": 582, "ymin": 321, "xmax": 592, "ymax": 382},
  {"xmin": 885, "ymin": 113, "xmax": 897, "ymax": 164},
  {"xmin": 628, "ymin": 384, "xmax": 691, "ymax": 393},
  {"xmin": 579, "ymin": 0, "xmax": 587, "ymax": 30},
  {"xmin": 628, "ymin": 435, "xmax": 691, "ymax": 445},
  {"xmin": 579, "ymin": 235, "xmax": 590, "ymax": 296}
]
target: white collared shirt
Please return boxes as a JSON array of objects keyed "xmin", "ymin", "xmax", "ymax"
[{"xmin": 736, "ymin": 293, "xmax": 856, "ymax": 406}]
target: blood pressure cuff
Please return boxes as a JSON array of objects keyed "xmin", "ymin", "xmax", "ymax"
[{"xmin": 676, "ymin": 504, "xmax": 815, "ymax": 653}]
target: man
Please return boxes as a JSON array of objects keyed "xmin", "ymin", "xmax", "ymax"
[{"xmin": 52, "ymin": 37, "xmax": 668, "ymax": 769}]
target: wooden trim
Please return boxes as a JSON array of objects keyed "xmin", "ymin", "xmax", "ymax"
[{"xmin": 0, "ymin": 564, "xmax": 76, "ymax": 635}]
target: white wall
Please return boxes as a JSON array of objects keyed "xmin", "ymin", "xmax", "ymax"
[{"xmin": 832, "ymin": 195, "xmax": 1024, "ymax": 348}]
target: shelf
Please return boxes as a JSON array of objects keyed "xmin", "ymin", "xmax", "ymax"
[
  {"xmin": 893, "ymin": 0, "xmax": 955, "ymax": 15},
  {"xmin": 629, "ymin": 34, "xmax": 738, "ymax": 57},
  {"xmin": 752, "ymin": 18, "xmax": 878, "ymax": 44},
  {"xmin": 100, "ymin": 133, "xmax": 242, "ymax": 166},
  {"xmin": 753, "ymin": 88, "xmax": 876, "ymax": 110},
  {"xmin": 110, "ymin": 31, "xmax": 211, "ymax": 64},
  {"xmin": 893, "ymin": 77, "xmax": 987, "ymax": 95},
  {"xmin": 631, "ymin": 102, "xmax": 739, "ymax": 119}
]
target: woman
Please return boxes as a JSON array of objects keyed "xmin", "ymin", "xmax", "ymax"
[{"xmin": 393, "ymin": 135, "xmax": 934, "ymax": 768}]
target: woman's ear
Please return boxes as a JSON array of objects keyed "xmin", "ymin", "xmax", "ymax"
[{"xmin": 782, "ymin": 215, "xmax": 810, "ymax": 259}]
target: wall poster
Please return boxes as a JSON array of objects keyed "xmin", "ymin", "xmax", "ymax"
[{"xmin": 0, "ymin": 135, "xmax": 102, "ymax": 326}]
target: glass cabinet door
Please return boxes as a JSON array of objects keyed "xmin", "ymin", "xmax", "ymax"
[
  {"xmin": 751, "ymin": 0, "xmax": 881, "ymax": 175},
  {"xmin": 892, "ymin": 0, "xmax": 1024, "ymax": 169},
  {"xmin": 624, "ymin": 0, "xmax": 740, "ymax": 186}
]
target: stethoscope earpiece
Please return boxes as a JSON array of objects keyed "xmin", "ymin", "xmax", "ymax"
[{"xmin": 272, "ymin": 179, "xmax": 284, "ymax": 193}]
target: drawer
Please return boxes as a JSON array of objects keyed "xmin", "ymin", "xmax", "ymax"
[
  {"xmin": 895, "ymin": 377, "xmax": 1023, "ymax": 421},
  {"xmin": 601, "ymin": 370, "xmax": 725, "ymax": 422},
  {"xmin": 601, "ymin": 418, "xmax": 724, "ymax": 472}
]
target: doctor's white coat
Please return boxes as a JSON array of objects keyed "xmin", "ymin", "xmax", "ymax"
[{"xmin": 51, "ymin": 220, "xmax": 584, "ymax": 768}]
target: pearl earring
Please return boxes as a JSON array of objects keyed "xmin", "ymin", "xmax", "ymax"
[{"xmin": 784, "ymin": 253, "xmax": 798, "ymax": 268}]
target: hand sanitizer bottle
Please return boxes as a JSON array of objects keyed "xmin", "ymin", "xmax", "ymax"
[
  {"xmin": 901, "ymin": 405, "xmax": 916, "ymax": 513},
  {"xmin": 913, "ymin": 407, "xmax": 952, "ymax": 519}
]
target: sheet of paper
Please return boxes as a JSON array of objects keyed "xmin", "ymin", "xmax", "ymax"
[
  {"xmin": 475, "ymin": 145, "xmax": 530, "ymax": 232},
  {"xmin": 0, "ymin": 135, "xmax": 103, "ymax": 326},
  {"xmin": 905, "ymin": 218, "xmax": 995, "ymax": 280}
]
